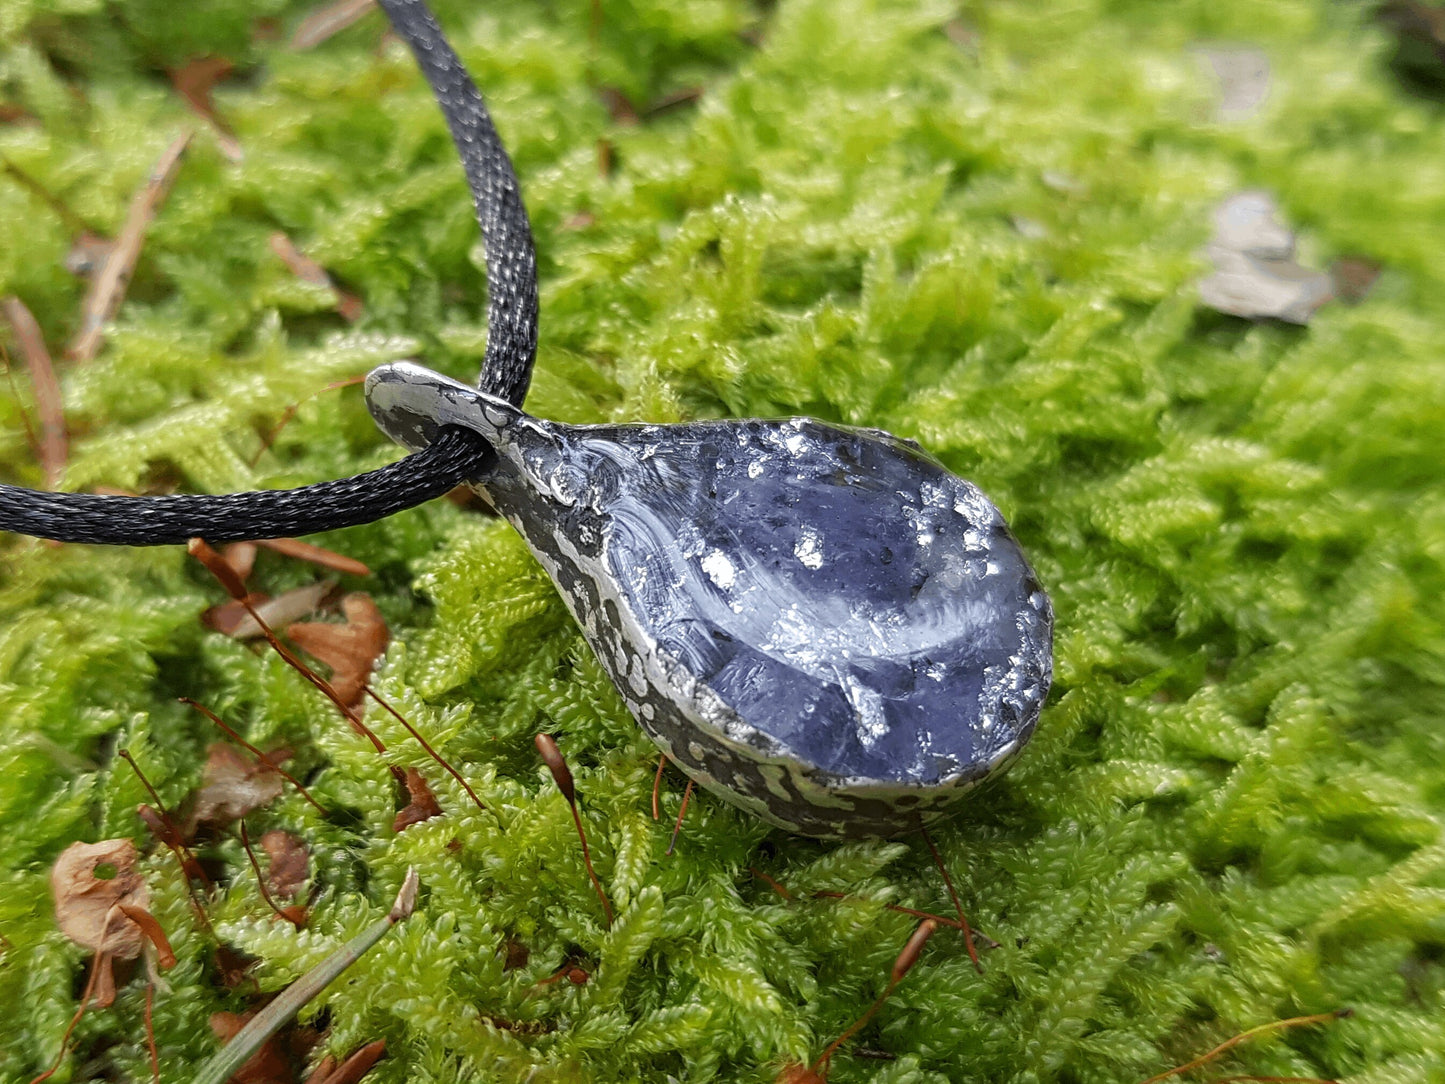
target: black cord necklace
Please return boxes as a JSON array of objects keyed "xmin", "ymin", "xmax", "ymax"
[{"xmin": 0, "ymin": 0, "xmax": 1052, "ymax": 839}]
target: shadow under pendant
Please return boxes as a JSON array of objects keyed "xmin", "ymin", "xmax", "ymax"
[{"xmin": 367, "ymin": 363, "xmax": 1053, "ymax": 839}]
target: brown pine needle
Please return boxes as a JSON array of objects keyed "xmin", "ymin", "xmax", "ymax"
[
  {"xmin": 269, "ymin": 232, "xmax": 363, "ymax": 321},
  {"xmin": 181, "ymin": 698, "xmax": 327, "ymax": 816},
  {"xmin": 364, "ymin": 686, "xmax": 486, "ymax": 813},
  {"xmin": 917, "ymin": 817, "xmax": 982, "ymax": 973},
  {"xmin": 535, "ymin": 733, "xmax": 613, "ymax": 928},
  {"xmin": 239, "ymin": 821, "xmax": 305, "ymax": 928},
  {"xmin": 666, "ymin": 779, "xmax": 694, "ymax": 856},
  {"xmin": 651, "ymin": 753, "xmax": 667, "ymax": 821},
  {"xmin": 28, "ymin": 950, "xmax": 107, "ymax": 1084},
  {"xmin": 69, "ymin": 131, "xmax": 192, "ymax": 363},
  {"xmin": 812, "ymin": 920, "xmax": 938, "ymax": 1077},
  {"xmin": 2, "ymin": 296, "xmax": 66, "ymax": 488},
  {"xmin": 1138, "ymin": 1010, "xmax": 1352, "ymax": 1084},
  {"xmin": 189, "ymin": 538, "xmax": 388, "ymax": 754}
]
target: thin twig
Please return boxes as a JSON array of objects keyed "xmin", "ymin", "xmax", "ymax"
[{"xmin": 290, "ymin": 0, "xmax": 376, "ymax": 51}]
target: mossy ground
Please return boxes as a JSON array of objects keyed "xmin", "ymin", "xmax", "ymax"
[{"xmin": 2, "ymin": 1, "xmax": 1444, "ymax": 1081}]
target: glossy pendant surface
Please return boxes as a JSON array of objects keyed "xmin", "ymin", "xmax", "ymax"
[{"xmin": 367, "ymin": 362, "xmax": 1052, "ymax": 838}]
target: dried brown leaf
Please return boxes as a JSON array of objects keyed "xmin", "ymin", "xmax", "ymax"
[
  {"xmin": 391, "ymin": 766, "xmax": 442, "ymax": 832},
  {"xmin": 290, "ymin": 0, "xmax": 376, "ymax": 51},
  {"xmin": 69, "ymin": 131, "xmax": 192, "ymax": 363},
  {"xmin": 318, "ymin": 1040, "xmax": 386, "ymax": 1084},
  {"xmin": 2, "ymin": 295, "xmax": 66, "ymax": 487},
  {"xmin": 210, "ymin": 1012, "xmax": 296, "ymax": 1084},
  {"xmin": 287, "ymin": 593, "xmax": 389, "ymax": 710},
  {"xmin": 260, "ymin": 830, "xmax": 309, "ymax": 901},
  {"xmin": 51, "ymin": 840, "xmax": 151, "ymax": 1007},
  {"xmin": 51, "ymin": 840, "xmax": 149, "ymax": 960},
  {"xmin": 215, "ymin": 581, "xmax": 336, "ymax": 640},
  {"xmin": 190, "ymin": 744, "xmax": 288, "ymax": 828},
  {"xmin": 257, "ymin": 537, "xmax": 370, "ymax": 577}
]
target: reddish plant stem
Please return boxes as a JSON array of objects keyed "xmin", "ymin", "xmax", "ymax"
[
  {"xmin": 189, "ymin": 539, "xmax": 387, "ymax": 754},
  {"xmin": 917, "ymin": 817, "xmax": 982, "ymax": 973},
  {"xmin": 118, "ymin": 747, "xmax": 214, "ymax": 892},
  {"xmin": 666, "ymin": 779, "xmax": 694, "ymax": 857},
  {"xmin": 144, "ymin": 982, "xmax": 160, "ymax": 1084},
  {"xmin": 28, "ymin": 950, "xmax": 107, "ymax": 1084},
  {"xmin": 364, "ymin": 686, "xmax": 486, "ymax": 813},
  {"xmin": 238, "ymin": 820, "xmax": 305, "ymax": 929},
  {"xmin": 1138, "ymin": 1011, "xmax": 1352, "ymax": 1084}
]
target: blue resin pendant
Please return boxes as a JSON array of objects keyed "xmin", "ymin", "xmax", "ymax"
[{"xmin": 367, "ymin": 362, "xmax": 1053, "ymax": 839}]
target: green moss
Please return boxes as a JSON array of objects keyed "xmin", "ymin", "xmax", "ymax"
[{"xmin": 2, "ymin": 0, "xmax": 1444, "ymax": 1081}]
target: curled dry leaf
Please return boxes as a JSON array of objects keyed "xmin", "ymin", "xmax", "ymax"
[
  {"xmin": 260, "ymin": 830, "xmax": 309, "ymax": 901},
  {"xmin": 287, "ymin": 593, "xmax": 389, "ymax": 710},
  {"xmin": 391, "ymin": 766, "xmax": 442, "ymax": 832},
  {"xmin": 190, "ymin": 743, "xmax": 289, "ymax": 829},
  {"xmin": 52, "ymin": 840, "xmax": 148, "ymax": 958},
  {"xmin": 51, "ymin": 839, "xmax": 153, "ymax": 1006}
]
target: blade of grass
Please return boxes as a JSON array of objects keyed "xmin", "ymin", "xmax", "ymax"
[{"xmin": 192, "ymin": 869, "xmax": 418, "ymax": 1084}]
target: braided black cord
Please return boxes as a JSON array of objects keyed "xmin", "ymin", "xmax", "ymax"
[
  {"xmin": 378, "ymin": 0, "xmax": 539, "ymax": 405},
  {"xmin": 0, "ymin": 0, "xmax": 536, "ymax": 547},
  {"xmin": 0, "ymin": 427, "xmax": 492, "ymax": 546}
]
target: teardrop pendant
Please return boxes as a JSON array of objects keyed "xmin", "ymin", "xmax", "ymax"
[{"xmin": 367, "ymin": 361, "xmax": 1052, "ymax": 839}]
